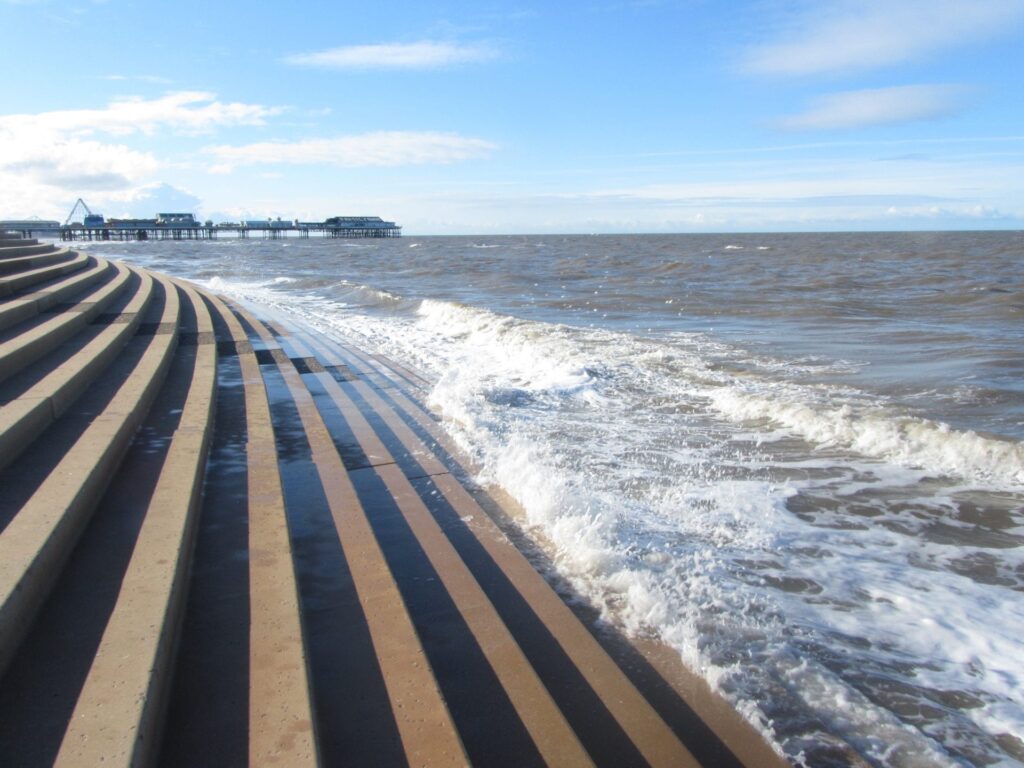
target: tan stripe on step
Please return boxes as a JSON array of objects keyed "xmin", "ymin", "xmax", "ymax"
[
  {"xmin": 206, "ymin": 294, "xmax": 319, "ymax": 766},
  {"xmin": 230, "ymin": 303, "xmax": 468, "ymax": 767}
]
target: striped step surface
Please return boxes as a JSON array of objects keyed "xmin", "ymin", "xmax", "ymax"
[{"xmin": 0, "ymin": 235, "xmax": 798, "ymax": 767}]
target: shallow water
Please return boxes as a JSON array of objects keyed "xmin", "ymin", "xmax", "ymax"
[{"xmin": 85, "ymin": 231, "xmax": 1024, "ymax": 766}]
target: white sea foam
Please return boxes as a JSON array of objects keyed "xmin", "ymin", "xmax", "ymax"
[{"xmin": 707, "ymin": 386, "xmax": 1024, "ymax": 488}]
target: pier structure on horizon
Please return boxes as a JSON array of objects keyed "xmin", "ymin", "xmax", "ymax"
[
  {"xmin": 57, "ymin": 214, "xmax": 402, "ymax": 242},
  {"xmin": 3, "ymin": 206, "xmax": 401, "ymax": 241}
]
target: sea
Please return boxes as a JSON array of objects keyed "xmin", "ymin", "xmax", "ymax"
[{"xmin": 77, "ymin": 231, "xmax": 1023, "ymax": 767}]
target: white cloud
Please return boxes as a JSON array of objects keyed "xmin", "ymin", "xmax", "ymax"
[
  {"xmin": 745, "ymin": 0, "xmax": 1024, "ymax": 76},
  {"xmin": 0, "ymin": 91, "xmax": 280, "ymax": 138},
  {"xmin": 204, "ymin": 131, "xmax": 497, "ymax": 172},
  {"xmin": 0, "ymin": 131, "xmax": 160, "ymax": 192},
  {"xmin": 777, "ymin": 85, "xmax": 972, "ymax": 130},
  {"xmin": 100, "ymin": 182, "xmax": 204, "ymax": 218},
  {"xmin": 284, "ymin": 40, "xmax": 497, "ymax": 70}
]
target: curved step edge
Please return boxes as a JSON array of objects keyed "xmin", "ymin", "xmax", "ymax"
[
  {"xmin": 0, "ymin": 267, "xmax": 155, "ymax": 471},
  {"xmin": 0, "ymin": 250, "xmax": 88, "ymax": 299},
  {"xmin": 0, "ymin": 255, "xmax": 107, "ymax": 333},
  {"xmin": 0, "ymin": 261, "xmax": 133, "ymax": 386}
]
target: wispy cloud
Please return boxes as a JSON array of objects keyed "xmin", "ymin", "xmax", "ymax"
[
  {"xmin": 777, "ymin": 85, "xmax": 973, "ymax": 131},
  {"xmin": 745, "ymin": 0, "xmax": 1024, "ymax": 76},
  {"xmin": 284, "ymin": 40, "xmax": 498, "ymax": 70},
  {"xmin": 0, "ymin": 91, "xmax": 280, "ymax": 138},
  {"xmin": 205, "ymin": 131, "xmax": 497, "ymax": 172},
  {"xmin": 102, "ymin": 74, "xmax": 174, "ymax": 84}
]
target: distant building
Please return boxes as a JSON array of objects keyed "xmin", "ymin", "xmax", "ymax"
[
  {"xmin": 324, "ymin": 216, "xmax": 397, "ymax": 229},
  {"xmin": 156, "ymin": 213, "xmax": 198, "ymax": 227},
  {"xmin": 108, "ymin": 218, "xmax": 159, "ymax": 229},
  {"xmin": 1, "ymin": 219, "xmax": 61, "ymax": 233}
]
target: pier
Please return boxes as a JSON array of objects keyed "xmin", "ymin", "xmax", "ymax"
[
  {"xmin": 0, "ymin": 233, "xmax": 792, "ymax": 767},
  {"xmin": 59, "ymin": 221, "xmax": 402, "ymax": 242},
  {"xmin": 21, "ymin": 203, "xmax": 405, "ymax": 241}
]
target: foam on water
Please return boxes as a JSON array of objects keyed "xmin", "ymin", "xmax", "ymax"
[{"xmin": 707, "ymin": 386, "xmax": 1024, "ymax": 488}]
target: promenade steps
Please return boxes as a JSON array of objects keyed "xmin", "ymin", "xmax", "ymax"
[{"xmin": 0, "ymin": 235, "xmax": 798, "ymax": 767}]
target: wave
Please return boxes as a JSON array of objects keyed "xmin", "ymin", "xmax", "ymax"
[
  {"xmin": 416, "ymin": 297, "xmax": 1023, "ymax": 490},
  {"xmin": 401, "ymin": 298, "xmax": 1017, "ymax": 763},
  {"xmin": 708, "ymin": 386, "xmax": 1024, "ymax": 489}
]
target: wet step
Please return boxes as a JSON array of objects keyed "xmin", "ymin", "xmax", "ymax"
[
  {"xmin": 264, "ymin": 316, "xmax": 791, "ymax": 768},
  {"xmin": 215, "ymin": 303, "xmax": 715, "ymax": 767}
]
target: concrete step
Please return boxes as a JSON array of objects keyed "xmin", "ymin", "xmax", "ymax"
[
  {"xmin": 0, "ymin": 247, "xmax": 71, "ymax": 274},
  {"xmin": 235, "ymin": 302, "xmax": 459, "ymax": 766},
  {"xmin": 0, "ymin": 275, "xmax": 179, "ymax": 679},
  {"xmin": 0, "ymin": 256, "xmax": 110, "ymax": 333},
  {"xmin": 0, "ymin": 250, "xmax": 91, "ymax": 298},
  {"xmin": 0, "ymin": 268, "xmax": 155, "ymax": 470},
  {"xmin": 0, "ymin": 243, "xmax": 59, "ymax": 261},
  {"xmin": 0, "ymin": 237, "xmax": 38, "ymax": 247},
  {"xmin": 54, "ymin": 280, "xmax": 216, "ymax": 767},
  {"xmin": 0, "ymin": 262, "xmax": 132, "ymax": 385}
]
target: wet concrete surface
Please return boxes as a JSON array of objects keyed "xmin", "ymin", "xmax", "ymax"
[
  {"xmin": 259, "ymin": 361, "xmax": 408, "ymax": 768},
  {"xmin": 158, "ymin": 301, "xmax": 250, "ymax": 767}
]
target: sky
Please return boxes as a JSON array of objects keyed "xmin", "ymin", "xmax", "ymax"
[{"xmin": 1, "ymin": 0, "xmax": 1023, "ymax": 234}]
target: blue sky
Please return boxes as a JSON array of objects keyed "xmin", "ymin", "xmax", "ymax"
[{"xmin": 2, "ymin": 0, "xmax": 1023, "ymax": 234}]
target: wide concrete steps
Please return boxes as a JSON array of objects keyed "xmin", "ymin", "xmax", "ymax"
[{"xmin": 0, "ymin": 236, "xmax": 786, "ymax": 767}]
